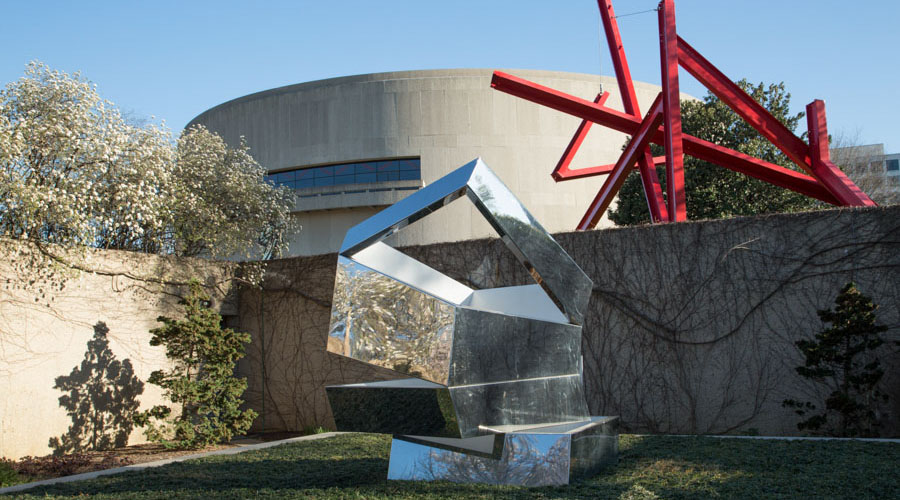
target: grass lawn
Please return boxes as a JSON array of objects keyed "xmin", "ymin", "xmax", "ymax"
[{"xmin": 4, "ymin": 433, "xmax": 898, "ymax": 499}]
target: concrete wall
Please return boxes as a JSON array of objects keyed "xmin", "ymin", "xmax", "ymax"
[
  {"xmin": 190, "ymin": 69, "xmax": 686, "ymax": 256},
  {"xmin": 0, "ymin": 241, "xmax": 236, "ymax": 459},
  {"xmin": 238, "ymin": 205, "xmax": 900, "ymax": 437}
]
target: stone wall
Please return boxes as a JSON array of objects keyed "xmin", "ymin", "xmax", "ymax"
[
  {"xmin": 239, "ymin": 205, "xmax": 900, "ymax": 437},
  {"xmin": 0, "ymin": 241, "xmax": 237, "ymax": 459}
]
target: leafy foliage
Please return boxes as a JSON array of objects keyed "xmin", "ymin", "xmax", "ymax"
[
  {"xmin": 783, "ymin": 282, "xmax": 890, "ymax": 436},
  {"xmin": 49, "ymin": 322, "xmax": 144, "ymax": 455},
  {"xmin": 609, "ymin": 80, "xmax": 818, "ymax": 226},
  {"xmin": 172, "ymin": 125, "xmax": 293, "ymax": 259},
  {"xmin": 134, "ymin": 281, "xmax": 256, "ymax": 449},
  {"xmin": 0, "ymin": 459, "xmax": 18, "ymax": 488},
  {"xmin": 0, "ymin": 61, "xmax": 293, "ymax": 259}
]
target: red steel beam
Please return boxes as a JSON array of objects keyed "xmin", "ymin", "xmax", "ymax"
[
  {"xmin": 658, "ymin": 0, "xmax": 686, "ymax": 221},
  {"xmin": 579, "ymin": 94, "xmax": 665, "ymax": 230},
  {"xmin": 806, "ymin": 100, "xmax": 876, "ymax": 206},
  {"xmin": 598, "ymin": 0, "xmax": 667, "ymax": 222},
  {"xmin": 676, "ymin": 36, "xmax": 814, "ymax": 174},
  {"xmin": 552, "ymin": 93, "xmax": 610, "ymax": 181},
  {"xmin": 557, "ymin": 155, "xmax": 667, "ymax": 180},
  {"xmin": 490, "ymin": 71, "xmax": 841, "ymax": 204},
  {"xmin": 677, "ymin": 36, "xmax": 873, "ymax": 207}
]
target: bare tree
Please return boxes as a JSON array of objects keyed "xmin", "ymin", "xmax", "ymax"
[{"xmin": 830, "ymin": 133, "xmax": 900, "ymax": 205}]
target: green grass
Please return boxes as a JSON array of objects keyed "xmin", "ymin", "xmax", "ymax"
[{"xmin": 4, "ymin": 434, "xmax": 898, "ymax": 499}]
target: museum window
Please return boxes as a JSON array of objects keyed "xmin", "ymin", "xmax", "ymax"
[
  {"xmin": 265, "ymin": 158, "xmax": 421, "ymax": 189},
  {"xmin": 887, "ymin": 159, "xmax": 899, "ymax": 171}
]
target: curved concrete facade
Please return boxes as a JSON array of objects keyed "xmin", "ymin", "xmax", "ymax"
[{"xmin": 189, "ymin": 69, "xmax": 667, "ymax": 256}]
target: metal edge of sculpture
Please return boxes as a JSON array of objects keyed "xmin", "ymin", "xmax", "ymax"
[{"xmin": 324, "ymin": 158, "xmax": 618, "ymax": 486}]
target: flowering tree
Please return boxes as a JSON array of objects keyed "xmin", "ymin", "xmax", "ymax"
[
  {"xmin": 173, "ymin": 125, "xmax": 293, "ymax": 260},
  {"xmin": 0, "ymin": 62, "xmax": 174, "ymax": 252},
  {"xmin": 0, "ymin": 61, "xmax": 293, "ymax": 260}
]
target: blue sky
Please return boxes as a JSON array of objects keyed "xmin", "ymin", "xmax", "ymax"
[{"xmin": 2, "ymin": 0, "xmax": 897, "ymax": 151}]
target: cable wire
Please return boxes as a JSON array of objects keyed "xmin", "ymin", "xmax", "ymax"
[{"xmin": 613, "ymin": 7, "xmax": 658, "ymax": 20}]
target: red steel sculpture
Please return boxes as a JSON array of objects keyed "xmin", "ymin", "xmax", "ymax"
[{"xmin": 491, "ymin": 0, "xmax": 876, "ymax": 230}]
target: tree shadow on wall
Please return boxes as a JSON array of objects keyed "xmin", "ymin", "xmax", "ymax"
[{"xmin": 49, "ymin": 322, "xmax": 144, "ymax": 455}]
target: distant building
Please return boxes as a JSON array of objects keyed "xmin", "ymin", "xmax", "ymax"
[
  {"xmin": 831, "ymin": 143, "xmax": 900, "ymax": 205},
  {"xmin": 188, "ymin": 69, "xmax": 672, "ymax": 257}
]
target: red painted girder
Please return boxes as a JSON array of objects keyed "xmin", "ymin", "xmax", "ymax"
[
  {"xmin": 806, "ymin": 100, "xmax": 876, "ymax": 206},
  {"xmin": 552, "ymin": 93, "xmax": 610, "ymax": 181},
  {"xmin": 490, "ymin": 71, "xmax": 841, "ymax": 204},
  {"xmin": 556, "ymin": 155, "xmax": 667, "ymax": 180},
  {"xmin": 597, "ymin": 0, "xmax": 667, "ymax": 222},
  {"xmin": 579, "ymin": 94, "xmax": 665, "ymax": 230},
  {"xmin": 675, "ymin": 36, "xmax": 814, "ymax": 174},
  {"xmin": 658, "ymin": 0, "xmax": 686, "ymax": 221},
  {"xmin": 598, "ymin": 0, "xmax": 642, "ymax": 118}
]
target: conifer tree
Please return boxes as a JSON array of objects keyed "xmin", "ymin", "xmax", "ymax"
[
  {"xmin": 783, "ymin": 283, "xmax": 889, "ymax": 437},
  {"xmin": 135, "ymin": 281, "xmax": 256, "ymax": 448}
]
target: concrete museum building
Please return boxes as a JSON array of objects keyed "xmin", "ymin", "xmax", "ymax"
[{"xmin": 188, "ymin": 69, "xmax": 667, "ymax": 256}]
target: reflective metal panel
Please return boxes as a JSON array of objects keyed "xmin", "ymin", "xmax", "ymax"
[
  {"xmin": 339, "ymin": 160, "xmax": 478, "ymax": 255},
  {"xmin": 328, "ymin": 256, "xmax": 455, "ymax": 384},
  {"xmin": 461, "ymin": 284, "xmax": 567, "ymax": 324},
  {"xmin": 466, "ymin": 161, "xmax": 593, "ymax": 326},
  {"xmin": 336, "ymin": 158, "xmax": 592, "ymax": 327},
  {"xmin": 388, "ymin": 434, "xmax": 571, "ymax": 486},
  {"xmin": 569, "ymin": 417, "xmax": 619, "ymax": 477},
  {"xmin": 449, "ymin": 307, "xmax": 583, "ymax": 386},
  {"xmin": 325, "ymin": 379, "xmax": 460, "ymax": 437},
  {"xmin": 450, "ymin": 374, "xmax": 591, "ymax": 437},
  {"xmin": 387, "ymin": 417, "xmax": 619, "ymax": 486},
  {"xmin": 351, "ymin": 242, "xmax": 472, "ymax": 305},
  {"xmin": 324, "ymin": 159, "xmax": 614, "ymax": 485}
]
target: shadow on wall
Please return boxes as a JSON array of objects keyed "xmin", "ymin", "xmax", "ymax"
[{"xmin": 49, "ymin": 322, "xmax": 144, "ymax": 455}]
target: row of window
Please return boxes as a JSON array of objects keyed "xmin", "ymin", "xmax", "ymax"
[
  {"xmin": 266, "ymin": 158, "xmax": 421, "ymax": 189},
  {"xmin": 887, "ymin": 159, "xmax": 899, "ymax": 172},
  {"xmin": 297, "ymin": 185, "xmax": 420, "ymax": 199}
]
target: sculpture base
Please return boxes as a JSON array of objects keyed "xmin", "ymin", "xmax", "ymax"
[{"xmin": 387, "ymin": 416, "xmax": 618, "ymax": 486}]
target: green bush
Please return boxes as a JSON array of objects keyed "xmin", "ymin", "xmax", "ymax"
[
  {"xmin": 0, "ymin": 459, "xmax": 19, "ymax": 487},
  {"xmin": 134, "ymin": 280, "xmax": 257, "ymax": 449},
  {"xmin": 783, "ymin": 282, "xmax": 890, "ymax": 436}
]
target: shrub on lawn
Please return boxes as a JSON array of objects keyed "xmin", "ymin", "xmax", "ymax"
[
  {"xmin": 0, "ymin": 459, "xmax": 19, "ymax": 487},
  {"xmin": 783, "ymin": 282, "xmax": 891, "ymax": 436},
  {"xmin": 134, "ymin": 280, "xmax": 257, "ymax": 449}
]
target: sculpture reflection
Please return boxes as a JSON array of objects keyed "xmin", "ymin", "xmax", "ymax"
[
  {"xmin": 392, "ymin": 434, "xmax": 570, "ymax": 486},
  {"xmin": 324, "ymin": 158, "xmax": 618, "ymax": 485},
  {"xmin": 329, "ymin": 257, "xmax": 454, "ymax": 383}
]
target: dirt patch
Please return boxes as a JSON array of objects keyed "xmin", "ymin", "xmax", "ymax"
[{"xmin": 5, "ymin": 431, "xmax": 306, "ymax": 483}]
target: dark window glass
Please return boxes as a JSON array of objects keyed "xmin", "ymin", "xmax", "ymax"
[
  {"xmin": 399, "ymin": 159, "xmax": 419, "ymax": 170},
  {"xmin": 333, "ymin": 163, "xmax": 354, "ymax": 175},
  {"xmin": 377, "ymin": 160, "xmax": 399, "ymax": 172},
  {"xmin": 273, "ymin": 158, "xmax": 419, "ymax": 189},
  {"xmin": 272, "ymin": 171, "xmax": 292, "ymax": 183},
  {"xmin": 398, "ymin": 169, "xmax": 420, "ymax": 181},
  {"xmin": 314, "ymin": 166, "xmax": 334, "ymax": 177},
  {"xmin": 355, "ymin": 162, "xmax": 376, "ymax": 174},
  {"xmin": 887, "ymin": 159, "xmax": 900, "ymax": 171}
]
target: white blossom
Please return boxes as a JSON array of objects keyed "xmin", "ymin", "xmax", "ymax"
[{"xmin": 0, "ymin": 61, "xmax": 293, "ymax": 260}]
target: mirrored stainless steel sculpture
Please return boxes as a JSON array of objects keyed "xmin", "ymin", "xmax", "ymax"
[{"xmin": 325, "ymin": 158, "xmax": 618, "ymax": 486}]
